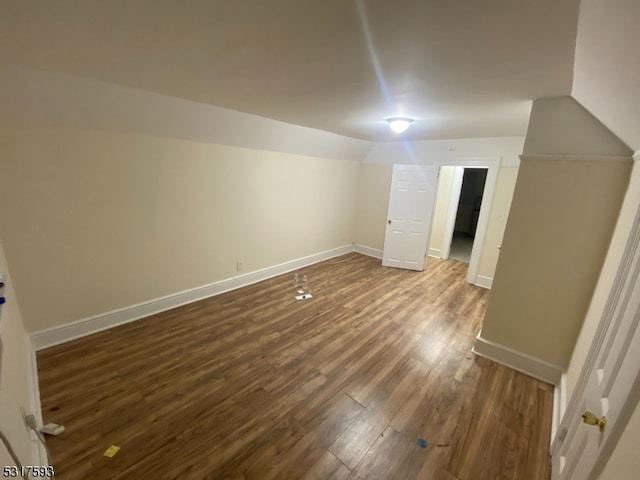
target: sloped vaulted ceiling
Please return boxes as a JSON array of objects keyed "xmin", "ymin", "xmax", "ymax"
[
  {"xmin": 572, "ymin": 0, "xmax": 640, "ymax": 152},
  {"xmin": 0, "ymin": 0, "xmax": 581, "ymax": 142}
]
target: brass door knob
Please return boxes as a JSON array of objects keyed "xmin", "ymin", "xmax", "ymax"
[{"xmin": 582, "ymin": 411, "xmax": 607, "ymax": 433}]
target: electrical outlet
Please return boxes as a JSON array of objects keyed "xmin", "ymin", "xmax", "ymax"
[{"xmin": 236, "ymin": 261, "xmax": 243, "ymax": 272}]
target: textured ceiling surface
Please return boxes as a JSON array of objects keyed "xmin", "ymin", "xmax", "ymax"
[{"xmin": 0, "ymin": 0, "xmax": 581, "ymax": 141}]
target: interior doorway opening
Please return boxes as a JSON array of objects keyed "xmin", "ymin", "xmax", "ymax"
[
  {"xmin": 430, "ymin": 166, "xmax": 488, "ymax": 265},
  {"xmin": 382, "ymin": 159, "xmax": 499, "ymax": 286},
  {"xmin": 449, "ymin": 168, "xmax": 488, "ymax": 263}
]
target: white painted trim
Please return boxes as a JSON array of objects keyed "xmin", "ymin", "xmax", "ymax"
[
  {"xmin": 472, "ymin": 333, "xmax": 563, "ymax": 385},
  {"xmin": 422, "ymin": 157, "xmax": 501, "ymax": 285},
  {"xmin": 552, "ymin": 373, "xmax": 568, "ymax": 448},
  {"xmin": 30, "ymin": 245, "xmax": 354, "ymax": 350},
  {"xmin": 25, "ymin": 340, "xmax": 48, "ymax": 471},
  {"xmin": 355, "ymin": 244, "xmax": 383, "ymax": 260},
  {"xmin": 560, "ymin": 372, "xmax": 568, "ymax": 419},
  {"xmin": 466, "ymin": 159, "xmax": 501, "ymax": 284},
  {"xmin": 441, "ymin": 166, "xmax": 464, "ymax": 260},
  {"xmin": 633, "ymin": 150, "xmax": 640, "ymax": 162},
  {"xmin": 552, "ymin": 384, "xmax": 561, "ymax": 446},
  {"xmin": 474, "ymin": 275, "xmax": 493, "ymax": 289},
  {"xmin": 428, "ymin": 247, "xmax": 441, "ymax": 258}
]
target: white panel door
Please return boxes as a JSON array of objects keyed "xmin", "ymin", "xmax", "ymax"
[
  {"xmin": 553, "ymin": 215, "xmax": 640, "ymax": 480},
  {"xmin": 382, "ymin": 164, "xmax": 437, "ymax": 271}
]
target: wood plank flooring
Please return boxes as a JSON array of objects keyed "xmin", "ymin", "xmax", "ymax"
[{"xmin": 37, "ymin": 253, "xmax": 553, "ymax": 479}]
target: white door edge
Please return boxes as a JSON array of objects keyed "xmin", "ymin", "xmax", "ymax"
[
  {"xmin": 466, "ymin": 160, "xmax": 501, "ymax": 284},
  {"xmin": 441, "ymin": 166, "xmax": 465, "ymax": 260}
]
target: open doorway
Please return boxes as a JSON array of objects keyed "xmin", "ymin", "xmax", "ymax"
[
  {"xmin": 449, "ymin": 168, "xmax": 488, "ymax": 263},
  {"xmin": 429, "ymin": 166, "xmax": 488, "ymax": 265}
]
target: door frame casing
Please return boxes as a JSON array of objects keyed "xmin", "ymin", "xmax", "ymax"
[
  {"xmin": 436, "ymin": 157, "xmax": 501, "ymax": 285},
  {"xmin": 440, "ymin": 166, "xmax": 465, "ymax": 260},
  {"xmin": 440, "ymin": 166, "xmax": 491, "ymax": 280}
]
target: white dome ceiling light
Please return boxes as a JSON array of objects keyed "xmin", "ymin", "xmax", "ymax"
[{"xmin": 387, "ymin": 117, "xmax": 414, "ymax": 134}]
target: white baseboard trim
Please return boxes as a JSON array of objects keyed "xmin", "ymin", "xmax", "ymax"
[
  {"xmin": 31, "ymin": 245, "xmax": 355, "ymax": 351},
  {"xmin": 428, "ymin": 247, "xmax": 441, "ymax": 258},
  {"xmin": 472, "ymin": 333, "xmax": 563, "ymax": 385},
  {"xmin": 355, "ymin": 244, "xmax": 383, "ymax": 260},
  {"xmin": 474, "ymin": 275, "xmax": 493, "ymax": 289}
]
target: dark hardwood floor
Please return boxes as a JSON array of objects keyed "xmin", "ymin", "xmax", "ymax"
[{"xmin": 37, "ymin": 253, "xmax": 553, "ymax": 479}]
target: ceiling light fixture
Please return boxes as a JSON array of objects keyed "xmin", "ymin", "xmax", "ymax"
[{"xmin": 387, "ymin": 117, "xmax": 414, "ymax": 134}]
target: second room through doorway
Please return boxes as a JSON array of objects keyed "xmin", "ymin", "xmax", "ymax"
[{"xmin": 430, "ymin": 167, "xmax": 488, "ymax": 264}]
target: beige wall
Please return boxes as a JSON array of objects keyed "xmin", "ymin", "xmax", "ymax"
[
  {"xmin": 585, "ymin": 161, "xmax": 640, "ymax": 480},
  {"xmin": 565, "ymin": 160, "xmax": 640, "ymax": 398},
  {"xmin": 572, "ymin": 0, "xmax": 640, "ymax": 152},
  {"xmin": 481, "ymin": 157, "xmax": 631, "ymax": 367},
  {"xmin": 354, "ymin": 164, "xmax": 393, "ymax": 251},
  {"xmin": 0, "ymin": 239, "xmax": 37, "ymax": 468},
  {"xmin": 476, "ymin": 167, "xmax": 519, "ymax": 279},
  {"xmin": 429, "ymin": 166, "xmax": 456, "ymax": 255},
  {"xmin": 0, "ymin": 126, "xmax": 359, "ymax": 333}
]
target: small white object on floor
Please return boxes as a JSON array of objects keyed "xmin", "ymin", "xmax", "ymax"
[
  {"xmin": 297, "ymin": 289, "xmax": 305, "ymax": 294},
  {"xmin": 40, "ymin": 423, "xmax": 65, "ymax": 436},
  {"xmin": 295, "ymin": 293, "xmax": 313, "ymax": 300}
]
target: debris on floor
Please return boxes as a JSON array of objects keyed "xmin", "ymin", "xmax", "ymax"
[
  {"xmin": 417, "ymin": 438, "xmax": 428, "ymax": 449},
  {"xmin": 103, "ymin": 445, "xmax": 121, "ymax": 458}
]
